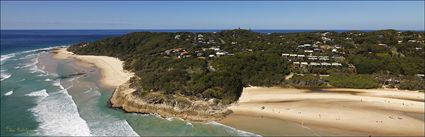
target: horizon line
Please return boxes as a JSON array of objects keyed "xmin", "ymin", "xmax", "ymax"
[{"xmin": 1, "ymin": 28, "xmax": 424, "ymax": 31}]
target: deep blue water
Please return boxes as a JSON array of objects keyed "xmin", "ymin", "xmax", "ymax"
[
  {"xmin": 1, "ymin": 30, "xmax": 135, "ymax": 55},
  {"xmin": 4, "ymin": 29, "xmax": 411, "ymax": 55},
  {"xmin": 3, "ymin": 29, "xmax": 424, "ymax": 55}
]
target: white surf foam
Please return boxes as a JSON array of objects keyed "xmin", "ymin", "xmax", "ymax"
[
  {"xmin": 4, "ymin": 90, "xmax": 14, "ymax": 96},
  {"xmin": 25, "ymin": 89, "xmax": 49, "ymax": 97},
  {"xmin": 89, "ymin": 119, "xmax": 139, "ymax": 136},
  {"xmin": 207, "ymin": 121, "xmax": 262, "ymax": 137},
  {"xmin": 1, "ymin": 53, "xmax": 16, "ymax": 65},
  {"xmin": 26, "ymin": 56, "xmax": 47, "ymax": 74},
  {"xmin": 45, "ymin": 78, "xmax": 52, "ymax": 81},
  {"xmin": 53, "ymin": 79, "xmax": 65, "ymax": 90},
  {"xmin": 30, "ymin": 88, "xmax": 92, "ymax": 136},
  {"xmin": 1, "ymin": 72, "xmax": 12, "ymax": 81},
  {"xmin": 4, "ymin": 45, "xmax": 69, "ymax": 67},
  {"xmin": 186, "ymin": 122, "xmax": 193, "ymax": 127}
]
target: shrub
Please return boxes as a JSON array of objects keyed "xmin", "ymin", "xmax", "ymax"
[{"xmin": 325, "ymin": 74, "xmax": 379, "ymax": 89}]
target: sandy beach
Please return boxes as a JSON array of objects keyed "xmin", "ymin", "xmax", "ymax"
[
  {"xmin": 51, "ymin": 47, "xmax": 424, "ymax": 136},
  {"xmin": 220, "ymin": 87, "xmax": 425, "ymax": 136},
  {"xmin": 52, "ymin": 48, "xmax": 133, "ymax": 87}
]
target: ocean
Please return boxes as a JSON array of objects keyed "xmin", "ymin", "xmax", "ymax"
[
  {"xmin": 4, "ymin": 29, "xmax": 412, "ymax": 136},
  {"xmin": 0, "ymin": 30, "xmax": 264, "ymax": 136}
]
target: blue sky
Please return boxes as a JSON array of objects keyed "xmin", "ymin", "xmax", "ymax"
[{"xmin": 1, "ymin": 1, "xmax": 424, "ymax": 30}]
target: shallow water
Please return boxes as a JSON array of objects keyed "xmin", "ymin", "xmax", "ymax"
[{"xmin": 1, "ymin": 48, "xmax": 261, "ymax": 136}]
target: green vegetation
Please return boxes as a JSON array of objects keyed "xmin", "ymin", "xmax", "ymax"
[
  {"xmin": 286, "ymin": 74, "xmax": 327, "ymax": 88},
  {"xmin": 398, "ymin": 76, "xmax": 425, "ymax": 90},
  {"xmin": 68, "ymin": 29, "xmax": 425, "ymax": 104},
  {"xmin": 325, "ymin": 74, "xmax": 379, "ymax": 89}
]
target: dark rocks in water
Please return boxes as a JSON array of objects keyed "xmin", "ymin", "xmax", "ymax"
[{"xmin": 58, "ymin": 72, "xmax": 86, "ymax": 79}]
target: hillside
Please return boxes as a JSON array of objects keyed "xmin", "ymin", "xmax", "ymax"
[{"xmin": 68, "ymin": 29, "xmax": 425, "ymax": 106}]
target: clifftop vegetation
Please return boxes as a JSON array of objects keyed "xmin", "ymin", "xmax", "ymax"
[{"xmin": 69, "ymin": 29, "xmax": 425, "ymax": 104}]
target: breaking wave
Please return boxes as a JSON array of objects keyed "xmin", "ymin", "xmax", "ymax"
[
  {"xmin": 29, "ymin": 88, "xmax": 92, "ymax": 136},
  {"xmin": 1, "ymin": 53, "xmax": 16, "ymax": 65},
  {"xmin": 1, "ymin": 71, "xmax": 12, "ymax": 81},
  {"xmin": 207, "ymin": 121, "xmax": 262, "ymax": 137},
  {"xmin": 4, "ymin": 90, "xmax": 14, "ymax": 96},
  {"xmin": 25, "ymin": 89, "xmax": 49, "ymax": 97}
]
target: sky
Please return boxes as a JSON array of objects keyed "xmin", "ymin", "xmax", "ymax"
[{"xmin": 1, "ymin": 1, "xmax": 424, "ymax": 30}]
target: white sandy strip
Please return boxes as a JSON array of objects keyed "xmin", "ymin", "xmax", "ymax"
[
  {"xmin": 52, "ymin": 48, "xmax": 133, "ymax": 87},
  {"xmin": 325, "ymin": 88, "xmax": 425, "ymax": 101},
  {"xmin": 229, "ymin": 87, "xmax": 425, "ymax": 136}
]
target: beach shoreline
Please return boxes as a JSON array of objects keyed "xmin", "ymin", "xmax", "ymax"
[
  {"xmin": 52, "ymin": 47, "xmax": 232, "ymax": 122},
  {"xmin": 51, "ymin": 48, "xmax": 133, "ymax": 88},
  {"xmin": 220, "ymin": 87, "xmax": 424, "ymax": 136},
  {"xmin": 51, "ymin": 47, "xmax": 424, "ymax": 136}
]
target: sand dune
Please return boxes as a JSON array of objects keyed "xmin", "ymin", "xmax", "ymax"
[
  {"xmin": 223, "ymin": 87, "xmax": 425, "ymax": 136},
  {"xmin": 52, "ymin": 48, "xmax": 133, "ymax": 87}
]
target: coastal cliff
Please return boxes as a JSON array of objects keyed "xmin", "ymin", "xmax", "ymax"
[{"xmin": 110, "ymin": 82, "xmax": 232, "ymax": 122}]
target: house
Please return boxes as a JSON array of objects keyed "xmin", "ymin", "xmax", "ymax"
[
  {"xmin": 209, "ymin": 47, "xmax": 220, "ymax": 51},
  {"xmin": 334, "ymin": 45, "xmax": 342, "ymax": 49},
  {"xmin": 303, "ymin": 44, "xmax": 312, "ymax": 47},
  {"xmin": 408, "ymin": 40, "xmax": 417, "ymax": 43},
  {"xmin": 297, "ymin": 55, "xmax": 305, "ymax": 58},
  {"xmin": 304, "ymin": 50, "xmax": 314, "ymax": 53},
  {"xmin": 310, "ymin": 62, "xmax": 320, "ymax": 66},
  {"xmin": 331, "ymin": 63, "xmax": 342, "ymax": 66},
  {"xmin": 321, "ymin": 62, "xmax": 331, "ymax": 66},
  {"xmin": 216, "ymin": 51, "xmax": 228, "ymax": 56},
  {"xmin": 282, "ymin": 53, "xmax": 290, "ymax": 57},
  {"xmin": 298, "ymin": 44, "xmax": 311, "ymax": 48},
  {"xmin": 321, "ymin": 32, "xmax": 329, "ymax": 36},
  {"xmin": 293, "ymin": 62, "xmax": 300, "ymax": 67},
  {"xmin": 174, "ymin": 35, "xmax": 181, "ymax": 40},
  {"xmin": 319, "ymin": 56, "xmax": 329, "ymax": 61},
  {"xmin": 300, "ymin": 62, "xmax": 308, "ymax": 67}
]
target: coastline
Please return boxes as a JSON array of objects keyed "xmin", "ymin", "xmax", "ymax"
[
  {"xmin": 52, "ymin": 47, "xmax": 231, "ymax": 122},
  {"xmin": 52, "ymin": 48, "xmax": 133, "ymax": 88},
  {"xmin": 220, "ymin": 87, "xmax": 424, "ymax": 136},
  {"xmin": 52, "ymin": 47, "xmax": 424, "ymax": 136}
]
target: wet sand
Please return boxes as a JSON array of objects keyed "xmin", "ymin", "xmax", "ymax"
[
  {"xmin": 220, "ymin": 113, "xmax": 368, "ymax": 136},
  {"xmin": 220, "ymin": 87, "xmax": 425, "ymax": 136},
  {"xmin": 52, "ymin": 48, "xmax": 133, "ymax": 87}
]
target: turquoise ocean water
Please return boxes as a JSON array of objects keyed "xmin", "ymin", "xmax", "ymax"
[{"xmin": 0, "ymin": 30, "xmax": 260, "ymax": 136}]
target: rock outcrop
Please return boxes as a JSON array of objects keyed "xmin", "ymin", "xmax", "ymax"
[{"xmin": 109, "ymin": 82, "xmax": 232, "ymax": 122}]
